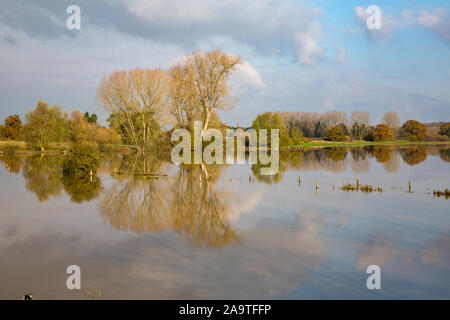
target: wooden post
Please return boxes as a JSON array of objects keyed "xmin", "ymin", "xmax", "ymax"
[
  {"xmin": 316, "ymin": 180, "xmax": 319, "ymax": 194},
  {"xmin": 357, "ymin": 179, "xmax": 360, "ymax": 190},
  {"xmin": 409, "ymin": 181, "xmax": 412, "ymax": 193},
  {"xmin": 298, "ymin": 176, "xmax": 301, "ymax": 186}
]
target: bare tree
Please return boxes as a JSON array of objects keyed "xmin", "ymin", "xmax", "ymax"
[
  {"xmin": 169, "ymin": 62, "xmax": 201, "ymax": 131},
  {"xmin": 97, "ymin": 68, "xmax": 170, "ymax": 153},
  {"xmin": 182, "ymin": 50, "xmax": 241, "ymax": 136},
  {"xmin": 381, "ymin": 111, "xmax": 400, "ymax": 129},
  {"xmin": 351, "ymin": 111, "xmax": 370, "ymax": 126}
]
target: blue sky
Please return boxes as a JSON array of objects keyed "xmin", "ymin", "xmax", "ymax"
[{"xmin": 0, "ymin": 0, "xmax": 449, "ymax": 126}]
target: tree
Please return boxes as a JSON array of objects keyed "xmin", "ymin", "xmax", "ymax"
[
  {"xmin": 0, "ymin": 115, "xmax": 23, "ymax": 140},
  {"xmin": 372, "ymin": 124, "xmax": 394, "ymax": 142},
  {"xmin": 351, "ymin": 122, "xmax": 369, "ymax": 140},
  {"xmin": 181, "ymin": 50, "xmax": 241, "ymax": 137},
  {"xmin": 381, "ymin": 111, "xmax": 400, "ymax": 130},
  {"xmin": 252, "ymin": 112, "xmax": 290, "ymax": 146},
  {"xmin": 400, "ymin": 120, "xmax": 427, "ymax": 141},
  {"xmin": 439, "ymin": 122, "xmax": 450, "ymax": 138},
  {"xmin": 84, "ymin": 112, "xmax": 98, "ymax": 124},
  {"xmin": 338, "ymin": 123, "xmax": 349, "ymax": 136},
  {"xmin": 169, "ymin": 62, "xmax": 201, "ymax": 131},
  {"xmin": 351, "ymin": 111, "xmax": 370, "ymax": 126},
  {"xmin": 97, "ymin": 68, "xmax": 170, "ymax": 153},
  {"xmin": 324, "ymin": 125, "xmax": 346, "ymax": 141},
  {"xmin": 314, "ymin": 120, "xmax": 327, "ymax": 138},
  {"xmin": 23, "ymin": 100, "xmax": 66, "ymax": 152},
  {"xmin": 321, "ymin": 111, "xmax": 347, "ymax": 128}
]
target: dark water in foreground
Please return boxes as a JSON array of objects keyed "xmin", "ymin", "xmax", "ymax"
[{"xmin": 0, "ymin": 145, "xmax": 449, "ymax": 299}]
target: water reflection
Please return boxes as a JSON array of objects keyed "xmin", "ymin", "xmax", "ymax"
[
  {"xmin": 0, "ymin": 144, "xmax": 449, "ymax": 299},
  {"xmin": 99, "ymin": 154, "xmax": 240, "ymax": 248},
  {"xmin": 22, "ymin": 155, "xmax": 64, "ymax": 202},
  {"xmin": 0, "ymin": 154, "xmax": 23, "ymax": 174},
  {"xmin": 400, "ymin": 146, "xmax": 427, "ymax": 166}
]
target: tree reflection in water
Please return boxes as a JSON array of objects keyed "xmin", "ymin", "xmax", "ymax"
[
  {"xmin": 400, "ymin": 146, "xmax": 427, "ymax": 166},
  {"xmin": 99, "ymin": 153, "xmax": 241, "ymax": 248},
  {"xmin": 0, "ymin": 154, "xmax": 24, "ymax": 174},
  {"xmin": 22, "ymin": 155, "xmax": 64, "ymax": 202},
  {"xmin": 20, "ymin": 153, "xmax": 103, "ymax": 203},
  {"xmin": 440, "ymin": 147, "xmax": 450, "ymax": 163}
]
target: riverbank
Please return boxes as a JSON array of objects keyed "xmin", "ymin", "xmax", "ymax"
[
  {"xmin": 281, "ymin": 139, "xmax": 450, "ymax": 150},
  {"xmin": 1, "ymin": 139, "xmax": 449, "ymax": 155}
]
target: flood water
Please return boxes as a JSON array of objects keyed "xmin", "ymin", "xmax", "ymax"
[{"xmin": 0, "ymin": 145, "xmax": 449, "ymax": 299}]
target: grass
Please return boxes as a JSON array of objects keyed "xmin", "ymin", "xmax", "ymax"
[
  {"xmin": 433, "ymin": 189, "xmax": 450, "ymax": 199},
  {"xmin": 0, "ymin": 140, "xmax": 68, "ymax": 154},
  {"xmin": 282, "ymin": 139, "xmax": 450, "ymax": 150},
  {"xmin": 341, "ymin": 183, "xmax": 383, "ymax": 193}
]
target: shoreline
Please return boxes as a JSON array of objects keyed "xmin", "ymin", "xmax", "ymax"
[
  {"xmin": 0, "ymin": 140, "xmax": 449, "ymax": 155},
  {"xmin": 280, "ymin": 140, "xmax": 450, "ymax": 150}
]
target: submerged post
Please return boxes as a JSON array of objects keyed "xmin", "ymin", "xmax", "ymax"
[
  {"xmin": 357, "ymin": 179, "xmax": 360, "ymax": 190},
  {"xmin": 299, "ymin": 176, "xmax": 301, "ymax": 186},
  {"xmin": 409, "ymin": 181, "xmax": 412, "ymax": 193}
]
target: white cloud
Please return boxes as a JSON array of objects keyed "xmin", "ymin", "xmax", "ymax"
[
  {"xmin": 417, "ymin": 8, "xmax": 450, "ymax": 41},
  {"xmin": 294, "ymin": 22, "xmax": 326, "ymax": 65},
  {"xmin": 236, "ymin": 61, "xmax": 265, "ymax": 88}
]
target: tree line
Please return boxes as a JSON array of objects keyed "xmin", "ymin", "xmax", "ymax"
[{"xmin": 251, "ymin": 110, "xmax": 450, "ymax": 145}]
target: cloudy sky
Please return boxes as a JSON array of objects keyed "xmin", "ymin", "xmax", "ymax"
[{"xmin": 0, "ymin": 0, "xmax": 449, "ymax": 126}]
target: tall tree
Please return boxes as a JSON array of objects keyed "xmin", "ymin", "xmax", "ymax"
[
  {"xmin": 351, "ymin": 111, "xmax": 370, "ymax": 126},
  {"xmin": 23, "ymin": 100, "xmax": 66, "ymax": 152},
  {"xmin": 381, "ymin": 111, "xmax": 400, "ymax": 129},
  {"xmin": 181, "ymin": 50, "xmax": 241, "ymax": 137},
  {"xmin": 169, "ymin": 62, "xmax": 201, "ymax": 131},
  {"xmin": 97, "ymin": 68, "xmax": 170, "ymax": 153}
]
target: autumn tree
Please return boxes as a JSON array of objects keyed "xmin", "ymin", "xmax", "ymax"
[
  {"xmin": 439, "ymin": 122, "xmax": 450, "ymax": 138},
  {"xmin": 372, "ymin": 124, "xmax": 394, "ymax": 142},
  {"xmin": 324, "ymin": 125, "xmax": 346, "ymax": 141},
  {"xmin": 181, "ymin": 50, "xmax": 241, "ymax": 137},
  {"xmin": 23, "ymin": 100, "xmax": 66, "ymax": 152},
  {"xmin": 400, "ymin": 120, "xmax": 427, "ymax": 141},
  {"xmin": 97, "ymin": 68, "xmax": 170, "ymax": 153},
  {"xmin": 0, "ymin": 115, "xmax": 23, "ymax": 140},
  {"xmin": 381, "ymin": 111, "xmax": 400, "ymax": 130},
  {"xmin": 169, "ymin": 62, "xmax": 201, "ymax": 131}
]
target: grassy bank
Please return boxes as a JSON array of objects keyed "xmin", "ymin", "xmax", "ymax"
[
  {"xmin": 281, "ymin": 139, "xmax": 450, "ymax": 150},
  {"xmin": 0, "ymin": 141, "xmax": 68, "ymax": 154},
  {"xmin": 1, "ymin": 139, "xmax": 449, "ymax": 155}
]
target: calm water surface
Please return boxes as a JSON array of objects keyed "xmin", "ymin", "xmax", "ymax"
[{"xmin": 0, "ymin": 145, "xmax": 449, "ymax": 299}]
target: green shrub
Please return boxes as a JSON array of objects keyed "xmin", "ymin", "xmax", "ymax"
[{"xmin": 324, "ymin": 126, "xmax": 346, "ymax": 141}]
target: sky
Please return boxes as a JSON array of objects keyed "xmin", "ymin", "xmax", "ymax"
[{"xmin": 0, "ymin": 0, "xmax": 449, "ymax": 127}]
